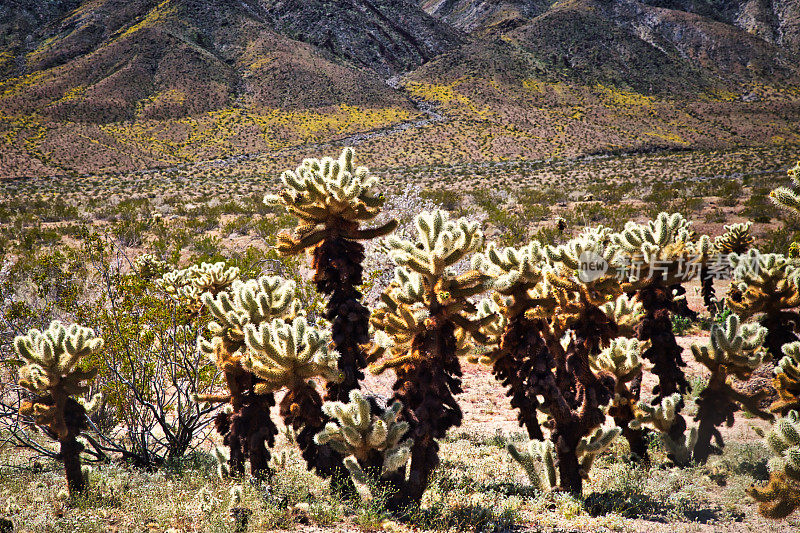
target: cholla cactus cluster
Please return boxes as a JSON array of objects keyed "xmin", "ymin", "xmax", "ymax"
[
  {"xmin": 134, "ymin": 253, "xmax": 167, "ymax": 279},
  {"xmin": 748, "ymin": 410, "xmax": 800, "ymax": 518},
  {"xmin": 14, "ymin": 321, "xmax": 103, "ymax": 496},
  {"xmin": 772, "ymin": 342, "xmax": 800, "ymax": 415},
  {"xmin": 159, "ymin": 261, "xmax": 240, "ymax": 310},
  {"xmin": 715, "ymin": 222, "xmax": 754, "ymax": 255},
  {"xmin": 315, "ymin": 391, "xmax": 411, "ymax": 494},
  {"xmin": 727, "ymin": 250, "xmax": 800, "ymax": 357},
  {"xmin": 690, "ymin": 314, "xmax": 770, "ymax": 463}
]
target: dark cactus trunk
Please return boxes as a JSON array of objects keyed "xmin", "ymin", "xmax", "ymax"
[
  {"xmin": 493, "ymin": 315, "xmax": 545, "ymax": 440},
  {"xmin": 636, "ymin": 283, "xmax": 689, "ymax": 397},
  {"xmin": 215, "ymin": 388, "xmax": 277, "ymax": 479},
  {"xmin": 312, "ymin": 237, "xmax": 369, "ymax": 402},
  {"xmin": 761, "ymin": 311, "xmax": 800, "ymax": 361},
  {"xmin": 61, "ymin": 397, "xmax": 90, "ymax": 497},
  {"xmin": 608, "ymin": 373, "xmax": 649, "ymax": 463},
  {"xmin": 280, "ymin": 382, "xmax": 357, "ymax": 497},
  {"xmin": 636, "ymin": 282, "xmax": 690, "ymax": 461},
  {"xmin": 700, "ymin": 265, "xmax": 717, "ymax": 315},
  {"xmin": 389, "ymin": 319, "xmax": 462, "ymax": 510}
]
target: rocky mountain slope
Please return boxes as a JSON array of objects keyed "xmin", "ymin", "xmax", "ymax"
[{"xmin": 0, "ymin": 0, "xmax": 798, "ymax": 177}]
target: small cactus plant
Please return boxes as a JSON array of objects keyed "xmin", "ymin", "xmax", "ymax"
[
  {"xmin": 159, "ymin": 261, "xmax": 240, "ymax": 313},
  {"xmin": 315, "ymin": 391, "xmax": 412, "ymax": 499},
  {"xmin": 727, "ymin": 250, "xmax": 800, "ymax": 358},
  {"xmin": 690, "ymin": 313, "xmax": 772, "ymax": 463},
  {"xmin": 591, "ymin": 337, "xmax": 649, "ymax": 461},
  {"xmin": 14, "ymin": 321, "xmax": 103, "ymax": 496},
  {"xmin": 769, "ymin": 160, "xmax": 800, "ymax": 218},
  {"xmin": 748, "ymin": 409, "xmax": 800, "ymax": 518},
  {"xmin": 630, "ymin": 393, "xmax": 698, "ymax": 466},
  {"xmin": 508, "ymin": 424, "xmax": 620, "ymax": 491}
]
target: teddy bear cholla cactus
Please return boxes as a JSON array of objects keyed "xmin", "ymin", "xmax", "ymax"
[
  {"xmin": 726, "ymin": 250, "xmax": 800, "ymax": 358},
  {"xmin": 14, "ymin": 321, "xmax": 103, "ymax": 496},
  {"xmin": 369, "ymin": 210, "xmax": 490, "ymax": 508},
  {"xmin": 591, "ymin": 337, "xmax": 650, "ymax": 461},
  {"xmin": 772, "ymin": 342, "xmax": 800, "ymax": 416},
  {"xmin": 314, "ymin": 391, "xmax": 412, "ymax": 498},
  {"xmin": 195, "ymin": 275, "xmax": 298, "ymax": 479},
  {"xmin": 266, "ymin": 148, "xmax": 397, "ymax": 404},
  {"xmin": 508, "ymin": 423, "xmax": 620, "ymax": 491},
  {"xmin": 242, "ymin": 316, "xmax": 344, "ymax": 482},
  {"xmin": 769, "ymin": 160, "xmax": 800, "ymax": 217},
  {"xmin": 690, "ymin": 314, "xmax": 772, "ymax": 463},
  {"xmin": 630, "ymin": 393, "xmax": 697, "ymax": 466},
  {"xmin": 470, "ymin": 240, "xmax": 549, "ymax": 441},
  {"xmin": 159, "ymin": 261, "xmax": 240, "ymax": 312},
  {"xmin": 600, "ymin": 294, "xmax": 644, "ymax": 338},
  {"xmin": 612, "ymin": 212, "xmax": 697, "ymax": 449},
  {"xmin": 748, "ymin": 410, "xmax": 800, "ymax": 518}
]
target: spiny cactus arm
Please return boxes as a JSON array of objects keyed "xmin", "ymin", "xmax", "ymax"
[
  {"xmin": 507, "ymin": 440, "xmax": 558, "ymax": 491},
  {"xmin": 630, "ymin": 393, "xmax": 681, "ymax": 433},
  {"xmin": 349, "ymin": 219, "xmax": 399, "ymax": 240},
  {"xmin": 748, "ymin": 410, "xmax": 800, "ymax": 518},
  {"xmin": 576, "ymin": 424, "xmax": 621, "ymax": 477},
  {"xmin": 591, "ymin": 337, "xmax": 644, "ymax": 386},
  {"xmin": 242, "ymin": 317, "xmax": 342, "ymax": 393},
  {"xmin": 772, "ymin": 162, "xmax": 800, "ymax": 218},
  {"xmin": 772, "ymin": 342, "xmax": 800, "ymax": 415},
  {"xmin": 690, "ymin": 314, "xmax": 767, "ymax": 378}
]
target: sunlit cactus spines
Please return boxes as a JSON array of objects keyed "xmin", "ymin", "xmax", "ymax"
[
  {"xmin": 509, "ymin": 424, "xmax": 620, "ymax": 491},
  {"xmin": 748, "ymin": 410, "xmax": 800, "ymax": 518},
  {"xmin": 159, "ymin": 261, "xmax": 240, "ymax": 311},
  {"xmin": 715, "ymin": 222, "xmax": 754, "ymax": 255},
  {"xmin": 630, "ymin": 393, "xmax": 698, "ymax": 466},
  {"xmin": 369, "ymin": 210, "xmax": 490, "ymax": 508},
  {"xmin": 690, "ymin": 314, "xmax": 771, "ymax": 463},
  {"xmin": 202, "ymin": 275, "xmax": 299, "ymax": 346},
  {"xmin": 242, "ymin": 317, "xmax": 342, "ymax": 392},
  {"xmin": 268, "ymin": 150, "xmax": 398, "ymax": 438},
  {"xmin": 770, "ymin": 161, "xmax": 800, "ymax": 218},
  {"xmin": 14, "ymin": 321, "xmax": 103, "ymax": 496},
  {"xmin": 507, "ymin": 439, "xmax": 558, "ymax": 491},
  {"xmin": 727, "ymin": 250, "xmax": 800, "ymax": 357},
  {"xmin": 771, "ymin": 342, "xmax": 800, "ymax": 416},
  {"xmin": 265, "ymin": 147, "xmax": 398, "ymax": 255},
  {"xmin": 600, "ymin": 294, "xmax": 644, "ymax": 338},
  {"xmin": 315, "ymin": 391, "xmax": 412, "ymax": 495}
]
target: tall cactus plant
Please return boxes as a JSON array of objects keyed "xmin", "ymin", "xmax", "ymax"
[
  {"xmin": 748, "ymin": 410, "xmax": 800, "ymax": 518},
  {"xmin": 727, "ymin": 250, "xmax": 800, "ymax": 358},
  {"xmin": 470, "ymin": 240, "xmax": 549, "ymax": 440},
  {"xmin": 265, "ymin": 147, "xmax": 397, "ymax": 403},
  {"xmin": 370, "ymin": 210, "xmax": 490, "ymax": 508},
  {"xmin": 195, "ymin": 275, "xmax": 297, "ymax": 478},
  {"xmin": 630, "ymin": 393, "xmax": 697, "ymax": 466},
  {"xmin": 690, "ymin": 314, "xmax": 772, "ymax": 463},
  {"xmin": 612, "ymin": 212, "xmax": 695, "ymax": 447},
  {"xmin": 13, "ymin": 321, "xmax": 103, "ymax": 496}
]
